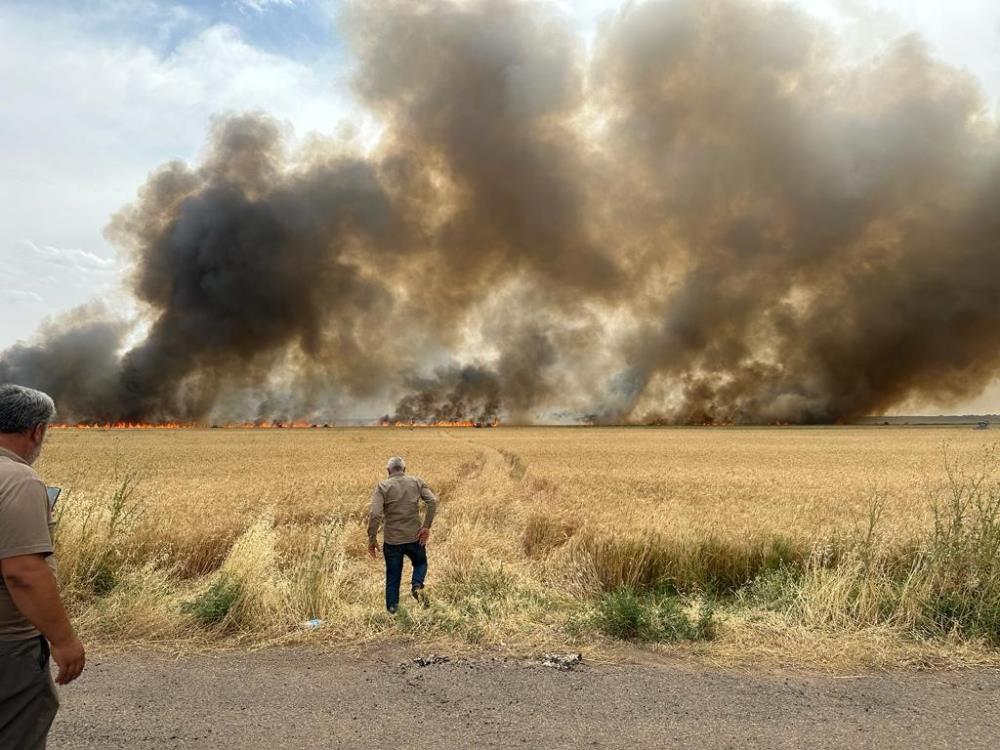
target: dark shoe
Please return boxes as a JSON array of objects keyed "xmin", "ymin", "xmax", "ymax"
[
  {"xmin": 387, "ymin": 606, "xmax": 398, "ymax": 615},
  {"xmin": 411, "ymin": 585, "xmax": 429, "ymax": 609}
]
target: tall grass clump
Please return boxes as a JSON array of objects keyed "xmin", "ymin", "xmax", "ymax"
[
  {"xmin": 286, "ymin": 519, "xmax": 353, "ymax": 622},
  {"xmin": 80, "ymin": 563, "xmax": 193, "ymax": 640},
  {"xmin": 569, "ymin": 530, "xmax": 810, "ymax": 595},
  {"xmin": 182, "ymin": 574, "xmax": 243, "ymax": 627},
  {"xmin": 753, "ymin": 449, "xmax": 1000, "ymax": 645},
  {"xmin": 521, "ymin": 512, "xmax": 578, "ymax": 559},
  {"xmin": 580, "ymin": 588, "xmax": 716, "ymax": 643},
  {"xmin": 204, "ymin": 515, "xmax": 290, "ymax": 633},
  {"xmin": 184, "ymin": 517, "xmax": 376, "ymax": 636},
  {"xmin": 428, "ymin": 539, "xmax": 563, "ymax": 643},
  {"xmin": 917, "ymin": 455, "xmax": 1000, "ymax": 641},
  {"xmin": 54, "ymin": 469, "xmax": 145, "ymax": 601}
]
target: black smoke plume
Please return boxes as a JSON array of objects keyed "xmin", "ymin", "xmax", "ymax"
[
  {"xmin": 388, "ymin": 365, "xmax": 500, "ymax": 424},
  {"xmin": 3, "ymin": 0, "xmax": 1000, "ymax": 424}
]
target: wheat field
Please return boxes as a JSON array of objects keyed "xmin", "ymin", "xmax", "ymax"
[{"xmin": 36, "ymin": 426, "xmax": 1000, "ymax": 669}]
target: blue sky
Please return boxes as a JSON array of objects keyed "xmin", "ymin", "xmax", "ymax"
[
  {"xmin": 164, "ymin": 0, "xmax": 340, "ymax": 60},
  {"xmin": 2, "ymin": 0, "xmax": 1000, "ymax": 412},
  {"xmin": 4, "ymin": 0, "xmax": 342, "ymax": 60}
]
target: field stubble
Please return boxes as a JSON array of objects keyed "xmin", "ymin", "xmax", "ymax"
[{"xmin": 37, "ymin": 426, "xmax": 1000, "ymax": 669}]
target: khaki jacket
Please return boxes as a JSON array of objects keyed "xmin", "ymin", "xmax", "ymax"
[{"xmin": 368, "ymin": 474, "xmax": 437, "ymax": 546}]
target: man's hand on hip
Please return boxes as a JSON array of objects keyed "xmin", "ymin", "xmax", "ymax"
[
  {"xmin": 417, "ymin": 527, "xmax": 431, "ymax": 546},
  {"xmin": 51, "ymin": 635, "xmax": 86, "ymax": 685}
]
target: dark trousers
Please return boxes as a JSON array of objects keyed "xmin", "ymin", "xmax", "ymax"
[
  {"xmin": 0, "ymin": 636, "xmax": 59, "ymax": 750},
  {"xmin": 383, "ymin": 541, "xmax": 428, "ymax": 612}
]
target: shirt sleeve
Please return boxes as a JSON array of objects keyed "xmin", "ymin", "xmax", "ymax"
[
  {"xmin": 367, "ymin": 484, "xmax": 385, "ymax": 546},
  {"xmin": 418, "ymin": 479, "xmax": 437, "ymax": 530},
  {"xmin": 0, "ymin": 477, "xmax": 53, "ymax": 560}
]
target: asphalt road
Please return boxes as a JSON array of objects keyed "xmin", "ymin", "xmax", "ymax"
[{"xmin": 48, "ymin": 649, "xmax": 1000, "ymax": 750}]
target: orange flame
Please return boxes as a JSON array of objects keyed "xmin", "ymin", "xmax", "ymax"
[
  {"xmin": 50, "ymin": 422, "xmax": 193, "ymax": 430},
  {"xmin": 50, "ymin": 420, "xmax": 327, "ymax": 430},
  {"xmin": 50, "ymin": 418, "xmax": 499, "ymax": 430},
  {"xmin": 377, "ymin": 419, "xmax": 498, "ymax": 428}
]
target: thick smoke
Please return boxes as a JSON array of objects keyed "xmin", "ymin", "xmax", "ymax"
[
  {"xmin": 3, "ymin": 0, "xmax": 999, "ymax": 424},
  {"xmin": 389, "ymin": 365, "xmax": 501, "ymax": 424}
]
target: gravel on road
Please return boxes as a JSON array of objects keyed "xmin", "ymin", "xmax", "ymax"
[{"xmin": 48, "ymin": 648, "xmax": 1000, "ymax": 750}]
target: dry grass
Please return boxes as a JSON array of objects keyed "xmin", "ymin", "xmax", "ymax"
[{"xmin": 36, "ymin": 426, "xmax": 1000, "ymax": 668}]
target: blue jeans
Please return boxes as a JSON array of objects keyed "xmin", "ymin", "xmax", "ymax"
[{"xmin": 383, "ymin": 541, "xmax": 428, "ymax": 612}]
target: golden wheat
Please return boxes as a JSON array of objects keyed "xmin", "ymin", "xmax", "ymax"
[{"xmin": 35, "ymin": 426, "xmax": 1000, "ymax": 668}]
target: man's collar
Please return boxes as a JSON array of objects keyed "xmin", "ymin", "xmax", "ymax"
[{"xmin": 0, "ymin": 446, "xmax": 27, "ymax": 465}]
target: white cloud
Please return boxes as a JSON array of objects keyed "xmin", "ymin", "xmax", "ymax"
[
  {"xmin": 20, "ymin": 241, "xmax": 119, "ymax": 273},
  {"xmin": 236, "ymin": 0, "xmax": 300, "ymax": 11},
  {"xmin": 0, "ymin": 1, "xmax": 362, "ymax": 349},
  {"xmin": 0, "ymin": 239, "xmax": 123, "ymax": 338},
  {"xmin": 0, "ymin": 290, "xmax": 44, "ymax": 304}
]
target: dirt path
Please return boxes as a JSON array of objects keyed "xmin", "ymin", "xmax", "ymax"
[{"xmin": 49, "ymin": 648, "xmax": 998, "ymax": 750}]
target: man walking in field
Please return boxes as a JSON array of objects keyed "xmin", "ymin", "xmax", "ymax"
[
  {"xmin": 368, "ymin": 456, "xmax": 438, "ymax": 613},
  {"xmin": 0, "ymin": 384, "xmax": 85, "ymax": 749}
]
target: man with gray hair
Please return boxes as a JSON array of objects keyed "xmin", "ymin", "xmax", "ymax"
[
  {"xmin": 368, "ymin": 456, "xmax": 438, "ymax": 613},
  {"xmin": 0, "ymin": 384, "xmax": 85, "ymax": 749}
]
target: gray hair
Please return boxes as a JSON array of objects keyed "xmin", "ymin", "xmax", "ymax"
[
  {"xmin": 0, "ymin": 384, "xmax": 57, "ymax": 434},
  {"xmin": 386, "ymin": 456, "xmax": 406, "ymax": 473}
]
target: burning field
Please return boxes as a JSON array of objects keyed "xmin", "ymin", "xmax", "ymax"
[
  {"xmin": 48, "ymin": 419, "xmax": 494, "ymax": 429},
  {"xmin": 38, "ymin": 425, "xmax": 1000, "ymax": 667},
  {"xmin": 4, "ymin": 0, "xmax": 1000, "ymax": 427}
]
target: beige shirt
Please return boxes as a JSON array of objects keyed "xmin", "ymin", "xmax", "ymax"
[
  {"xmin": 368, "ymin": 473, "xmax": 438, "ymax": 546},
  {"xmin": 0, "ymin": 446, "xmax": 56, "ymax": 640}
]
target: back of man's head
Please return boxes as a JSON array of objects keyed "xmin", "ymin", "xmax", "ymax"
[
  {"xmin": 0, "ymin": 384, "xmax": 56, "ymax": 465},
  {"xmin": 386, "ymin": 456, "xmax": 406, "ymax": 474},
  {"xmin": 0, "ymin": 384, "xmax": 56, "ymax": 435}
]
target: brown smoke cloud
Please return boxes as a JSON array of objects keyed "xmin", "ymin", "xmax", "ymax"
[{"xmin": 2, "ymin": 0, "xmax": 999, "ymax": 424}]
